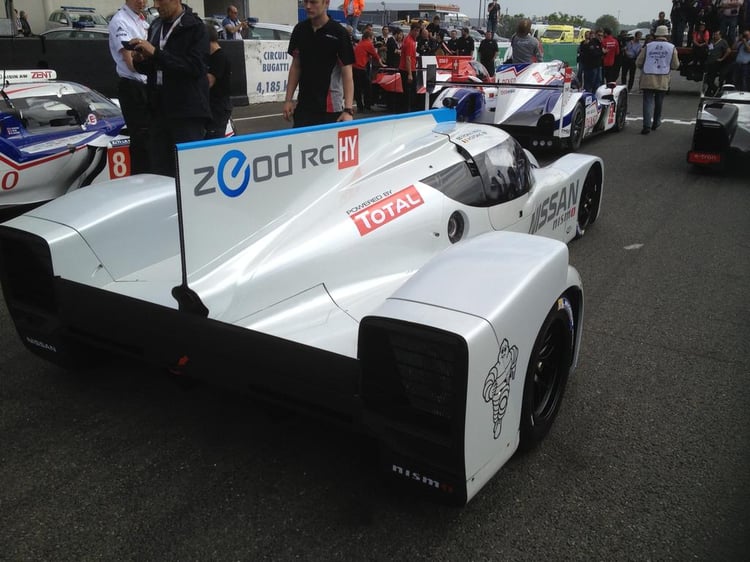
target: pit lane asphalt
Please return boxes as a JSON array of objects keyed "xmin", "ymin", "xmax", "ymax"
[{"xmin": 1, "ymin": 74, "xmax": 748, "ymax": 560}]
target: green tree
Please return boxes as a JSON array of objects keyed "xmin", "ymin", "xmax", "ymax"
[
  {"xmin": 594, "ymin": 14, "xmax": 620, "ymax": 33},
  {"xmin": 499, "ymin": 14, "xmax": 525, "ymax": 38},
  {"xmin": 546, "ymin": 12, "xmax": 588, "ymax": 26}
]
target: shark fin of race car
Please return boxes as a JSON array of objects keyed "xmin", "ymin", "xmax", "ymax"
[{"xmin": 173, "ymin": 110, "xmax": 457, "ymax": 311}]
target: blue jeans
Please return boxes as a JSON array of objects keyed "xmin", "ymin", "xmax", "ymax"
[
  {"xmin": 734, "ymin": 62, "xmax": 750, "ymax": 91},
  {"xmin": 642, "ymin": 89, "xmax": 666, "ymax": 129},
  {"xmin": 583, "ymin": 66, "xmax": 602, "ymax": 91}
]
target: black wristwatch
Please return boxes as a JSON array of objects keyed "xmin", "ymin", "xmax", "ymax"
[{"xmin": 342, "ymin": 107, "xmax": 354, "ymax": 116}]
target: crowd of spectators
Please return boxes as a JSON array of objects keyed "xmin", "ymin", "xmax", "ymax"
[
  {"xmin": 341, "ymin": 15, "xmax": 506, "ymax": 113},
  {"xmin": 662, "ymin": 1, "xmax": 750, "ymax": 91},
  {"xmin": 665, "ymin": 0, "xmax": 749, "ymax": 48}
]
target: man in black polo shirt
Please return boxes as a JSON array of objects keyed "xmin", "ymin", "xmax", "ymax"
[
  {"xmin": 455, "ymin": 27, "xmax": 475, "ymax": 56},
  {"xmin": 283, "ymin": 0, "xmax": 355, "ymax": 128}
]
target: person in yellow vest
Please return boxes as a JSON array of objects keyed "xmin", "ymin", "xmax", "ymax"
[
  {"xmin": 344, "ymin": 0, "xmax": 365, "ymax": 32},
  {"xmin": 636, "ymin": 25, "xmax": 680, "ymax": 134}
]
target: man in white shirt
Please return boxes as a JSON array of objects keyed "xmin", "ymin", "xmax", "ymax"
[{"xmin": 108, "ymin": 0, "xmax": 151, "ymax": 174}]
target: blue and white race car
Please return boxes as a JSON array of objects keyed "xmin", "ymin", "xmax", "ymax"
[
  {"xmin": 0, "ymin": 69, "xmax": 130, "ymax": 210},
  {"xmin": 0, "ymin": 110, "xmax": 602, "ymax": 504},
  {"xmin": 432, "ymin": 60, "xmax": 629, "ymax": 151}
]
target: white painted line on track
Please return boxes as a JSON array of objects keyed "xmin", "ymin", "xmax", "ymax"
[
  {"xmin": 233, "ymin": 113, "xmax": 283, "ymax": 121},
  {"xmin": 625, "ymin": 117, "xmax": 696, "ymax": 125}
]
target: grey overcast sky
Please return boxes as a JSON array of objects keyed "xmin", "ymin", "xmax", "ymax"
[{"xmin": 462, "ymin": 0, "xmax": 662, "ymax": 26}]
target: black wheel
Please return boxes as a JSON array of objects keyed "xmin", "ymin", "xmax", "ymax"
[
  {"xmin": 567, "ymin": 104, "xmax": 585, "ymax": 151},
  {"xmin": 519, "ymin": 297, "xmax": 574, "ymax": 450},
  {"xmin": 614, "ymin": 91, "xmax": 627, "ymax": 132},
  {"xmin": 575, "ymin": 164, "xmax": 602, "ymax": 238}
]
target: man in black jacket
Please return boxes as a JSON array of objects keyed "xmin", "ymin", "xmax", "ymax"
[{"xmin": 130, "ymin": 0, "xmax": 211, "ymax": 177}]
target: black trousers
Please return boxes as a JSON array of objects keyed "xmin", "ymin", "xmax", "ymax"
[
  {"xmin": 292, "ymin": 106, "xmax": 341, "ymax": 128},
  {"xmin": 481, "ymin": 57, "xmax": 496, "ymax": 77},
  {"xmin": 353, "ymin": 67, "xmax": 372, "ymax": 110},
  {"xmin": 206, "ymin": 108, "xmax": 232, "ymax": 139},
  {"xmin": 149, "ymin": 117, "xmax": 206, "ymax": 178},
  {"xmin": 399, "ymin": 71, "xmax": 416, "ymax": 113},
  {"xmin": 117, "ymin": 78, "xmax": 151, "ymax": 175},
  {"xmin": 620, "ymin": 58, "xmax": 636, "ymax": 89}
]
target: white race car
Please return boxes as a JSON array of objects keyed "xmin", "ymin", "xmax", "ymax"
[
  {"xmin": 0, "ymin": 69, "xmax": 130, "ymax": 210},
  {"xmin": 0, "ymin": 69, "xmax": 234, "ymax": 212},
  {"xmin": 433, "ymin": 60, "xmax": 629, "ymax": 151},
  {"xmin": 0, "ymin": 110, "xmax": 603, "ymax": 504}
]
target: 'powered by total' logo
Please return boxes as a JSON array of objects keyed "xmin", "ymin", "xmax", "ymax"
[
  {"xmin": 192, "ymin": 129, "xmax": 358, "ymax": 198},
  {"xmin": 350, "ymin": 185, "xmax": 424, "ymax": 236}
]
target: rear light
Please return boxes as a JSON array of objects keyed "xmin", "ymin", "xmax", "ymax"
[
  {"xmin": 359, "ymin": 317, "xmax": 469, "ymax": 503},
  {"xmin": 359, "ymin": 317, "xmax": 468, "ymax": 443},
  {"xmin": 687, "ymin": 151, "xmax": 721, "ymax": 164}
]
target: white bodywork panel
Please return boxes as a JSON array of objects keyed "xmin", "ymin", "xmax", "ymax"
[{"xmin": 5, "ymin": 110, "xmax": 599, "ymax": 359}]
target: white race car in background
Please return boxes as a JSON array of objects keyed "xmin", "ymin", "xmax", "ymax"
[
  {"xmin": 0, "ymin": 69, "xmax": 130, "ymax": 210},
  {"xmin": 0, "ymin": 69, "xmax": 234, "ymax": 212},
  {"xmin": 433, "ymin": 60, "xmax": 628, "ymax": 151},
  {"xmin": 0, "ymin": 110, "xmax": 602, "ymax": 504}
]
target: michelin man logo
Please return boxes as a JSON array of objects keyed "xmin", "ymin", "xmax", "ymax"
[{"xmin": 482, "ymin": 339, "xmax": 519, "ymax": 439}]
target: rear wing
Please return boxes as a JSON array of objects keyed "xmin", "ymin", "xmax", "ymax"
[
  {"xmin": 172, "ymin": 110, "xmax": 456, "ymax": 310},
  {"xmin": 427, "ymin": 63, "xmax": 573, "ymax": 133}
]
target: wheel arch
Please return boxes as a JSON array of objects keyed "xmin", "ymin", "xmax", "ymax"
[{"xmin": 358, "ymin": 231, "xmax": 582, "ymax": 504}]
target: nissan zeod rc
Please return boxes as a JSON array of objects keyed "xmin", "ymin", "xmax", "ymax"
[{"xmin": 0, "ymin": 109, "xmax": 603, "ymax": 504}]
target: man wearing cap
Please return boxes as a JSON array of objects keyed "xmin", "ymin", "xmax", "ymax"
[{"xmin": 636, "ymin": 25, "xmax": 680, "ymax": 134}]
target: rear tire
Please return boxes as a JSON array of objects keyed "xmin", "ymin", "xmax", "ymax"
[
  {"xmin": 519, "ymin": 297, "xmax": 574, "ymax": 450},
  {"xmin": 575, "ymin": 164, "xmax": 602, "ymax": 238}
]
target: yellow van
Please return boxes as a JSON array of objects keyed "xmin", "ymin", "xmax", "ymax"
[
  {"xmin": 540, "ymin": 25, "xmax": 575, "ymax": 43},
  {"xmin": 574, "ymin": 27, "xmax": 591, "ymax": 42}
]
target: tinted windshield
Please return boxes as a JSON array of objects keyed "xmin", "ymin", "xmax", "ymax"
[
  {"xmin": 477, "ymin": 137, "xmax": 532, "ymax": 204},
  {"xmin": 542, "ymin": 30, "xmax": 563, "ymax": 39},
  {"xmin": 12, "ymin": 89, "xmax": 121, "ymax": 133},
  {"xmin": 70, "ymin": 13, "xmax": 108, "ymax": 25},
  {"xmin": 44, "ymin": 30, "xmax": 107, "ymax": 39},
  {"xmin": 421, "ymin": 136, "xmax": 531, "ymax": 206}
]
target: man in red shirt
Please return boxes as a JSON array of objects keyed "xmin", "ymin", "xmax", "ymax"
[
  {"xmin": 353, "ymin": 29, "xmax": 384, "ymax": 112},
  {"xmin": 399, "ymin": 22, "xmax": 421, "ymax": 113},
  {"xmin": 601, "ymin": 27, "xmax": 621, "ymax": 83}
]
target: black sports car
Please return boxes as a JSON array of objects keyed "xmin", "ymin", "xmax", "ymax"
[{"xmin": 687, "ymin": 87, "xmax": 750, "ymax": 169}]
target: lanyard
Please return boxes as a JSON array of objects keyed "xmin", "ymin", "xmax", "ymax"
[{"xmin": 159, "ymin": 11, "xmax": 185, "ymax": 49}]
